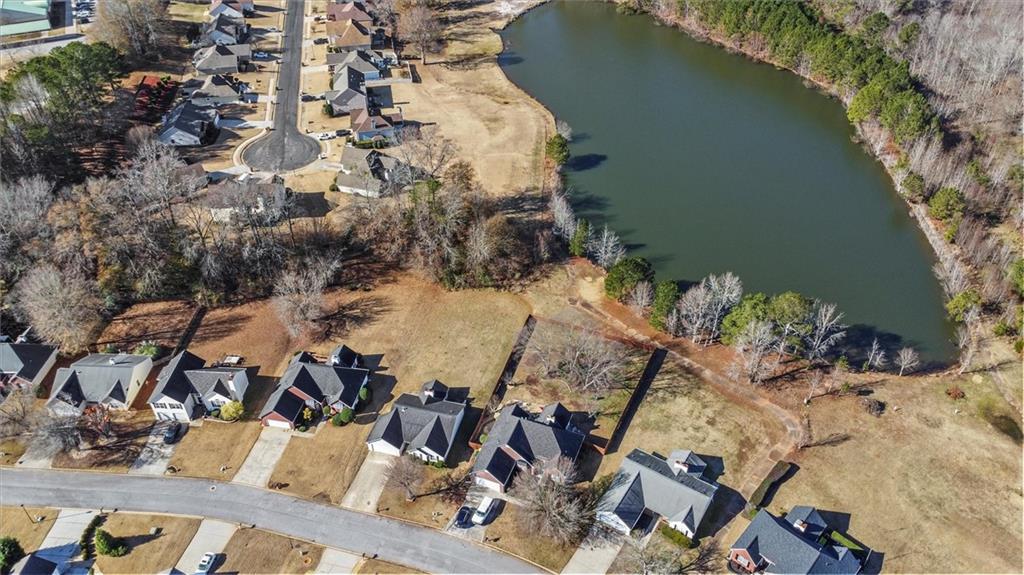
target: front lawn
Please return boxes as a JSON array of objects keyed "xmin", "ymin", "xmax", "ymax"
[
  {"xmin": 51, "ymin": 411, "xmax": 156, "ymax": 473},
  {"xmin": 166, "ymin": 421, "xmax": 263, "ymax": 480},
  {"xmin": 93, "ymin": 513, "xmax": 201, "ymax": 574},
  {"xmin": 485, "ymin": 505, "xmax": 576, "ymax": 572},
  {"xmin": 219, "ymin": 528, "xmax": 323, "ymax": 574},
  {"xmin": 375, "ymin": 464, "xmax": 469, "ymax": 528},
  {"xmin": 0, "ymin": 507, "xmax": 54, "ymax": 553}
]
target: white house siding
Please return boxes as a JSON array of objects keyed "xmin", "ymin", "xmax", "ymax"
[
  {"xmin": 474, "ymin": 475, "xmax": 505, "ymax": 493},
  {"xmin": 335, "ymin": 183, "xmax": 380, "ymax": 198},
  {"xmin": 666, "ymin": 520, "xmax": 695, "ymax": 538},
  {"xmin": 366, "ymin": 439, "xmax": 402, "ymax": 457},
  {"xmin": 150, "ymin": 395, "xmax": 195, "ymax": 422}
]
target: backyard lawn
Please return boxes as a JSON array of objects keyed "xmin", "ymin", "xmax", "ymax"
[
  {"xmin": 219, "ymin": 528, "xmax": 323, "ymax": 574},
  {"xmin": 93, "ymin": 513, "xmax": 201, "ymax": 574},
  {"xmin": 0, "ymin": 507, "xmax": 54, "ymax": 553},
  {"xmin": 94, "ymin": 300, "xmax": 197, "ymax": 357}
]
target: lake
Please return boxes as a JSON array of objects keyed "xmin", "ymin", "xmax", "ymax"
[{"xmin": 499, "ymin": 1, "xmax": 955, "ymax": 363}]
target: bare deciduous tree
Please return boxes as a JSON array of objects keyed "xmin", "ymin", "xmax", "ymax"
[
  {"xmin": 33, "ymin": 411, "xmax": 82, "ymax": 453},
  {"xmin": 386, "ymin": 454, "xmax": 425, "ymax": 501},
  {"xmin": 730, "ymin": 320, "xmax": 777, "ymax": 385},
  {"xmin": 803, "ymin": 302, "xmax": 846, "ymax": 365},
  {"xmin": 395, "ymin": 125, "xmax": 454, "ymax": 181},
  {"xmin": 628, "ymin": 280, "xmax": 654, "ymax": 316},
  {"xmin": 532, "ymin": 326, "xmax": 626, "ymax": 394},
  {"xmin": 550, "ymin": 189, "xmax": 577, "ymax": 241},
  {"xmin": 273, "ymin": 267, "xmax": 330, "ymax": 337},
  {"xmin": 675, "ymin": 273, "xmax": 742, "ymax": 346},
  {"xmin": 555, "ymin": 119, "xmax": 574, "ymax": 141},
  {"xmin": 956, "ymin": 325, "xmax": 976, "ymax": 374},
  {"xmin": 865, "ymin": 337, "xmax": 887, "ymax": 371},
  {"xmin": 93, "ymin": 0, "xmax": 164, "ymax": 59},
  {"xmin": 895, "ymin": 346, "xmax": 920, "ymax": 376},
  {"xmin": 400, "ymin": 3, "xmax": 443, "ymax": 65},
  {"xmin": 15, "ymin": 264, "xmax": 101, "ymax": 352},
  {"xmin": 590, "ymin": 224, "xmax": 625, "ymax": 269},
  {"xmin": 0, "ymin": 388, "xmax": 36, "ymax": 439},
  {"xmin": 510, "ymin": 457, "xmax": 594, "ymax": 547}
]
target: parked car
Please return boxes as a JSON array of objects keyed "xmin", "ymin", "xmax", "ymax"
[
  {"xmin": 266, "ymin": 26, "xmax": 280, "ymax": 33},
  {"xmin": 335, "ymin": 129, "xmax": 350, "ymax": 137},
  {"xmin": 454, "ymin": 506, "xmax": 474, "ymax": 529},
  {"xmin": 253, "ymin": 51, "xmax": 270, "ymax": 59},
  {"xmin": 314, "ymin": 37, "xmax": 328, "ymax": 45},
  {"xmin": 196, "ymin": 552, "xmax": 217, "ymax": 574},
  {"xmin": 471, "ymin": 496, "xmax": 497, "ymax": 525},
  {"xmin": 301, "ymin": 94, "xmax": 316, "ymax": 102},
  {"xmin": 162, "ymin": 422, "xmax": 184, "ymax": 445},
  {"xmin": 317, "ymin": 132, "xmax": 335, "ymax": 141}
]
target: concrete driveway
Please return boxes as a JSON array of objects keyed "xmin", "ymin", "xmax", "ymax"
[
  {"xmin": 16, "ymin": 440, "xmax": 57, "ymax": 469},
  {"xmin": 1, "ymin": 468, "xmax": 540, "ymax": 573},
  {"xmin": 340, "ymin": 452, "xmax": 390, "ymax": 512},
  {"xmin": 561, "ymin": 529, "xmax": 624, "ymax": 574},
  {"xmin": 174, "ymin": 519, "xmax": 237, "ymax": 574},
  {"xmin": 315, "ymin": 548, "xmax": 362, "ymax": 574},
  {"xmin": 128, "ymin": 422, "xmax": 177, "ymax": 476},
  {"xmin": 35, "ymin": 508, "xmax": 97, "ymax": 571},
  {"xmin": 231, "ymin": 426, "xmax": 291, "ymax": 487}
]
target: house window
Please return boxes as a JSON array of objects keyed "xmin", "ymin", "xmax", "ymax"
[{"xmin": 734, "ymin": 555, "xmax": 749, "ymax": 568}]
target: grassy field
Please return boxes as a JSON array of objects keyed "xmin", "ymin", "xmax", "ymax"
[
  {"xmin": 356, "ymin": 558, "xmax": 425, "ymax": 574},
  {"xmin": 375, "ymin": 464, "xmax": 468, "ymax": 529},
  {"xmin": 93, "ymin": 513, "xmax": 201, "ymax": 574},
  {"xmin": 0, "ymin": 507, "xmax": 54, "ymax": 553},
  {"xmin": 486, "ymin": 504, "xmax": 576, "ymax": 572},
  {"xmin": 0, "ymin": 439, "xmax": 27, "ymax": 466},
  {"xmin": 52, "ymin": 411, "xmax": 156, "ymax": 473},
  {"xmin": 765, "ymin": 369, "xmax": 1022, "ymax": 573},
  {"xmin": 166, "ymin": 420, "xmax": 263, "ymax": 480},
  {"xmin": 270, "ymin": 274, "xmax": 530, "ymax": 501},
  {"xmin": 95, "ymin": 300, "xmax": 197, "ymax": 355},
  {"xmin": 219, "ymin": 528, "xmax": 323, "ymax": 574}
]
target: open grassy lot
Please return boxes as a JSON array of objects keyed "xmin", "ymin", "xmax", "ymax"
[
  {"xmin": 486, "ymin": 504, "xmax": 576, "ymax": 572},
  {"xmin": 219, "ymin": 528, "xmax": 323, "ymax": 574},
  {"xmin": 95, "ymin": 300, "xmax": 197, "ymax": 355},
  {"xmin": 0, "ymin": 507, "xmax": 54, "ymax": 553},
  {"xmin": 269, "ymin": 274, "xmax": 530, "ymax": 501},
  {"xmin": 356, "ymin": 558, "xmax": 424, "ymax": 574},
  {"xmin": 764, "ymin": 370, "xmax": 1022, "ymax": 573},
  {"xmin": 375, "ymin": 463, "xmax": 470, "ymax": 528},
  {"xmin": 0, "ymin": 439, "xmax": 28, "ymax": 466},
  {"xmin": 167, "ymin": 420, "xmax": 263, "ymax": 480},
  {"xmin": 167, "ymin": 1, "xmax": 208, "ymax": 24},
  {"xmin": 93, "ymin": 513, "xmax": 201, "ymax": 574},
  {"xmin": 52, "ymin": 411, "xmax": 156, "ymax": 473}
]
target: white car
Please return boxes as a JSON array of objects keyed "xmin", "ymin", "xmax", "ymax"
[
  {"xmin": 471, "ymin": 496, "xmax": 496, "ymax": 525},
  {"xmin": 196, "ymin": 552, "xmax": 217, "ymax": 574},
  {"xmin": 253, "ymin": 51, "xmax": 270, "ymax": 59},
  {"xmin": 317, "ymin": 132, "xmax": 335, "ymax": 141}
]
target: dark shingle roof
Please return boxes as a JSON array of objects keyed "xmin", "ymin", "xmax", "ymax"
[
  {"xmin": 276, "ymin": 355, "xmax": 369, "ymax": 409},
  {"xmin": 732, "ymin": 509, "xmax": 862, "ymax": 574},
  {"xmin": 472, "ymin": 402, "xmax": 585, "ymax": 486},
  {"xmin": 151, "ymin": 351, "xmax": 247, "ymax": 404},
  {"xmin": 259, "ymin": 383, "xmax": 305, "ymax": 423},
  {"xmin": 366, "ymin": 384, "xmax": 465, "ymax": 458},
  {"xmin": 0, "ymin": 342, "xmax": 56, "ymax": 383}
]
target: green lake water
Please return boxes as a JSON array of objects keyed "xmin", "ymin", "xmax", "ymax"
[{"xmin": 500, "ymin": 1, "xmax": 955, "ymax": 363}]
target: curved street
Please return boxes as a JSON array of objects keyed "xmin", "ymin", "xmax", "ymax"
[
  {"xmin": 242, "ymin": 0, "xmax": 320, "ymax": 172},
  {"xmin": 0, "ymin": 468, "xmax": 539, "ymax": 574}
]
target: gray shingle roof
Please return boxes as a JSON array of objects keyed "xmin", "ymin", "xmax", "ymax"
[
  {"xmin": 732, "ymin": 508, "xmax": 862, "ymax": 574},
  {"xmin": 598, "ymin": 448, "xmax": 718, "ymax": 535},
  {"xmin": 48, "ymin": 354, "xmax": 149, "ymax": 411},
  {"xmin": 161, "ymin": 101, "xmax": 218, "ymax": 139},
  {"xmin": 0, "ymin": 342, "xmax": 56, "ymax": 383},
  {"xmin": 472, "ymin": 402, "xmax": 585, "ymax": 487},
  {"xmin": 367, "ymin": 381, "xmax": 465, "ymax": 458}
]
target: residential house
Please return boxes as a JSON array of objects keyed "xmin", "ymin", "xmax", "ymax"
[
  {"xmin": 259, "ymin": 351, "xmax": 370, "ymax": 429},
  {"xmin": 327, "ymin": 48, "xmax": 385, "ymax": 70},
  {"xmin": 193, "ymin": 43, "xmax": 252, "ymax": 74},
  {"xmin": 350, "ymin": 107, "xmax": 402, "ymax": 142},
  {"xmin": 205, "ymin": 175, "xmax": 289, "ymax": 224},
  {"xmin": 209, "ymin": 0, "xmax": 252, "ymax": 19},
  {"xmin": 325, "ymin": 66, "xmax": 368, "ymax": 116},
  {"xmin": 729, "ymin": 507, "xmax": 863, "ymax": 574},
  {"xmin": 327, "ymin": 344, "xmax": 364, "ymax": 368},
  {"xmin": 158, "ymin": 101, "xmax": 221, "ymax": 147},
  {"xmin": 597, "ymin": 449, "xmax": 718, "ymax": 538},
  {"xmin": 472, "ymin": 402, "xmax": 585, "ymax": 493},
  {"xmin": 0, "ymin": 341, "xmax": 58, "ymax": 395},
  {"xmin": 366, "ymin": 380, "xmax": 466, "ymax": 463},
  {"xmin": 335, "ymin": 147, "xmax": 405, "ymax": 197},
  {"xmin": 47, "ymin": 353, "xmax": 153, "ymax": 416},
  {"xmin": 8, "ymin": 553, "xmax": 61, "ymax": 575},
  {"xmin": 188, "ymin": 74, "xmax": 250, "ymax": 107},
  {"xmin": 327, "ymin": 1, "xmax": 373, "ymax": 23},
  {"xmin": 148, "ymin": 351, "xmax": 250, "ymax": 422},
  {"xmin": 200, "ymin": 13, "xmax": 250, "ymax": 46},
  {"xmin": 331, "ymin": 50, "xmax": 381, "ymax": 81},
  {"xmin": 327, "ymin": 19, "xmax": 372, "ymax": 50},
  {"xmin": 0, "ymin": 0, "xmax": 54, "ymax": 37}
]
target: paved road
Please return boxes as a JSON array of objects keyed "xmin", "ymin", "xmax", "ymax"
[
  {"xmin": 0, "ymin": 468, "xmax": 540, "ymax": 574},
  {"xmin": 241, "ymin": 0, "xmax": 320, "ymax": 172}
]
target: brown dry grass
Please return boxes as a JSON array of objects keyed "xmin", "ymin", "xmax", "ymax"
[
  {"xmin": 93, "ymin": 513, "xmax": 201, "ymax": 575},
  {"xmin": 167, "ymin": 420, "xmax": 263, "ymax": 480},
  {"xmin": 188, "ymin": 299, "xmax": 297, "ymax": 379},
  {"xmin": 52, "ymin": 411, "xmax": 156, "ymax": 473},
  {"xmin": 375, "ymin": 464, "xmax": 468, "ymax": 528},
  {"xmin": 95, "ymin": 300, "xmax": 197, "ymax": 353},
  {"xmin": 269, "ymin": 274, "xmax": 530, "ymax": 501},
  {"xmin": 0, "ymin": 439, "xmax": 27, "ymax": 466},
  {"xmin": 356, "ymin": 558, "xmax": 424, "ymax": 574},
  {"xmin": 485, "ymin": 504, "xmax": 575, "ymax": 572},
  {"xmin": 219, "ymin": 528, "xmax": 323, "ymax": 574},
  {"xmin": 0, "ymin": 507, "xmax": 55, "ymax": 552},
  {"xmin": 766, "ymin": 370, "xmax": 1022, "ymax": 573}
]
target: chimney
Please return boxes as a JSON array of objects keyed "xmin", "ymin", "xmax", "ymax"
[
  {"xmin": 673, "ymin": 460, "xmax": 690, "ymax": 474},
  {"xmin": 794, "ymin": 520, "xmax": 807, "ymax": 533},
  {"xmin": 226, "ymin": 373, "xmax": 237, "ymax": 395},
  {"xmin": 370, "ymin": 117, "xmax": 376, "ymax": 129},
  {"xmin": 110, "ymin": 353, "xmax": 128, "ymax": 365}
]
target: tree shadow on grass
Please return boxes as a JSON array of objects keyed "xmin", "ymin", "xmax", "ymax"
[{"xmin": 314, "ymin": 295, "xmax": 392, "ymax": 342}]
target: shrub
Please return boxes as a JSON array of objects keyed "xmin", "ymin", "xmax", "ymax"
[
  {"xmin": 359, "ymin": 386, "xmax": 371, "ymax": 403},
  {"xmin": 898, "ymin": 21, "xmax": 920, "ymax": 46},
  {"xmin": 132, "ymin": 340, "xmax": 161, "ymax": 358},
  {"xmin": 331, "ymin": 413, "xmax": 345, "ymax": 426},
  {"xmin": 1009, "ymin": 259, "xmax": 1024, "ymax": 296},
  {"xmin": 337, "ymin": 407, "xmax": 354, "ymax": 424},
  {"xmin": 478, "ymin": 433, "xmax": 488, "ymax": 444},
  {"xmin": 658, "ymin": 524, "xmax": 693, "ymax": 548},
  {"xmin": 219, "ymin": 400, "xmax": 244, "ymax": 421},
  {"xmin": 210, "ymin": 408, "xmax": 221, "ymax": 418},
  {"xmin": 569, "ymin": 219, "xmax": 590, "ymax": 257},
  {"xmin": 297, "ymin": 425, "xmax": 307, "ymax": 432},
  {"xmin": 102, "ymin": 343, "xmax": 119, "ymax": 354},
  {"xmin": 429, "ymin": 460, "xmax": 447, "ymax": 469},
  {"xmin": 946, "ymin": 386, "xmax": 965, "ymax": 400},
  {"xmin": 322, "ymin": 405, "xmax": 332, "ymax": 418},
  {"xmin": 901, "ymin": 171, "xmax": 925, "ymax": 201},
  {"xmin": 966, "ymin": 159, "xmax": 991, "ymax": 188},
  {"xmin": 928, "ymin": 187, "xmax": 964, "ymax": 221},
  {"xmin": 0, "ymin": 536, "xmax": 24, "ymax": 572},
  {"xmin": 650, "ymin": 280, "xmax": 680, "ymax": 331},
  {"xmin": 80, "ymin": 515, "xmax": 103, "ymax": 559},
  {"xmin": 545, "ymin": 134, "xmax": 570, "ymax": 165},
  {"xmin": 604, "ymin": 256, "xmax": 654, "ymax": 301},
  {"xmin": 329, "ymin": 183, "xmax": 339, "ymax": 192},
  {"xmin": 860, "ymin": 397, "xmax": 885, "ymax": 416},
  {"xmin": 94, "ymin": 529, "xmax": 128, "ymax": 557},
  {"xmin": 993, "ymin": 320, "xmax": 1016, "ymax": 337},
  {"xmin": 945, "ymin": 289, "xmax": 981, "ymax": 322},
  {"xmin": 1015, "ymin": 339, "xmax": 1023, "ymax": 355}
]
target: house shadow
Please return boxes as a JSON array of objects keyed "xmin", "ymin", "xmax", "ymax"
[
  {"xmin": 353, "ymin": 373, "xmax": 396, "ymax": 425},
  {"xmin": 697, "ymin": 482, "xmax": 745, "ymax": 539},
  {"xmin": 694, "ymin": 454, "xmax": 725, "ymax": 483},
  {"xmin": 359, "ymin": 354, "xmax": 386, "ymax": 372},
  {"xmin": 292, "ymin": 191, "xmax": 332, "ymax": 218}
]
